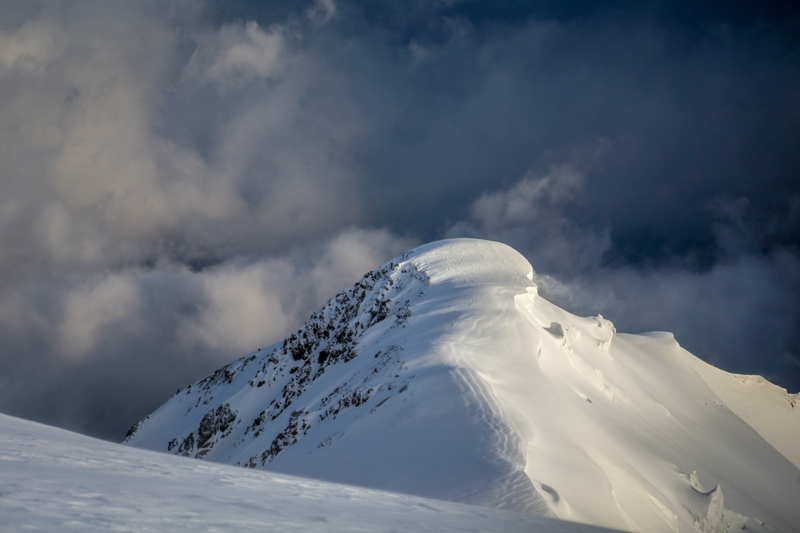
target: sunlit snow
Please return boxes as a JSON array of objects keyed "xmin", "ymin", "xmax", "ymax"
[{"xmin": 126, "ymin": 239, "xmax": 800, "ymax": 533}]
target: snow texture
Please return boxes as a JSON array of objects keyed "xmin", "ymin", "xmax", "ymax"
[
  {"xmin": 0, "ymin": 412, "xmax": 621, "ymax": 533},
  {"xmin": 123, "ymin": 238, "xmax": 800, "ymax": 533}
]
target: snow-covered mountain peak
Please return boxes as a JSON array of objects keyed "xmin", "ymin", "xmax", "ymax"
[
  {"xmin": 408, "ymin": 238, "xmax": 536, "ymax": 286},
  {"xmin": 126, "ymin": 238, "xmax": 800, "ymax": 533}
]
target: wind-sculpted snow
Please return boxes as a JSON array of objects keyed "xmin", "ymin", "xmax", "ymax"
[{"xmin": 126, "ymin": 239, "xmax": 800, "ymax": 533}]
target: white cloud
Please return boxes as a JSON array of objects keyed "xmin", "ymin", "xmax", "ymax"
[
  {"xmin": 177, "ymin": 228, "xmax": 416, "ymax": 355},
  {"xmin": 0, "ymin": 21, "xmax": 60, "ymax": 73},
  {"xmin": 0, "ymin": 3, "xmax": 365, "ymax": 272},
  {"xmin": 178, "ymin": 261, "xmax": 292, "ymax": 354},
  {"xmin": 190, "ymin": 21, "xmax": 286, "ymax": 88},
  {"xmin": 307, "ymin": 0, "xmax": 337, "ymax": 24},
  {"xmin": 467, "ymin": 165, "xmax": 583, "ymax": 231},
  {"xmin": 447, "ymin": 166, "xmax": 610, "ymax": 275},
  {"xmin": 307, "ymin": 228, "xmax": 418, "ymax": 304},
  {"xmin": 58, "ymin": 275, "xmax": 141, "ymax": 359}
]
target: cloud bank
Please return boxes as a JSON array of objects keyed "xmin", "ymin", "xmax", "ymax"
[{"xmin": 0, "ymin": 0, "xmax": 797, "ymax": 439}]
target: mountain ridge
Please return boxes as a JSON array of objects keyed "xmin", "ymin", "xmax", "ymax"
[{"xmin": 125, "ymin": 239, "xmax": 800, "ymax": 533}]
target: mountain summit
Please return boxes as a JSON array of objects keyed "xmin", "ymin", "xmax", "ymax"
[{"xmin": 125, "ymin": 239, "xmax": 800, "ymax": 532}]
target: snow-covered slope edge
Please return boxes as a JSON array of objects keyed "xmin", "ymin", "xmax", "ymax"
[
  {"xmin": 125, "ymin": 238, "xmax": 800, "ymax": 533},
  {"xmin": 0, "ymin": 413, "xmax": 620, "ymax": 533}
]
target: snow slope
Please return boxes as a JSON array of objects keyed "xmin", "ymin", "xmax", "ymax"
[
  {"xmin": 125, "ymin": 238, "xmax": 800, "ymax": 533},
  {"xmin": 0, "ymin": 412, "xmax": 619, "ymax": 533}
]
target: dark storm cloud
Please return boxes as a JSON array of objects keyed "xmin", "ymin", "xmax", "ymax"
[
  {"xmin": 346, "ymin": 6, "xmax": 800, "ymax": 250},
  {"xmin": 0, "ymin": 0, "xmax": 797, "ymax": 440}
]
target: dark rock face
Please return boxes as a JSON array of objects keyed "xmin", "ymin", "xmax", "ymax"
[
  {"xmin": 177, "ymin": 432, "xmax": 195, "ymax": 456},
  {"xmin": 124, "ymin": 417, "xmax": 147, "ymax": 440},
  {"xmin": 198, "ymin": 403, "xmax": 237, "ymax": 449},
  {"xmin": 167, "ymin": 403, "xmax": 239, "ymax": 458},
  {"xmin": 124, "ymin": 254, "xmax": 429, "ymax": 465},
  {"xmin": 260, "ymin": 409, "xmax": 311, "ymax": 464}
]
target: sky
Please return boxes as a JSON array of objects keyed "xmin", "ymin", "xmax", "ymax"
[{"xmin": 0, "ymin": 0, "xmax": 798, "ymax": 441}]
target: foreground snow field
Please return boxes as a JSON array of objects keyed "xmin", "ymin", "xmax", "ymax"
[
  {"xmin": 126, "ymin": 239, "xmax": 800, "ymax": 533},
  {"xmin": 0, "ymin": 413, "xmax": 620, "ymax": 533}
]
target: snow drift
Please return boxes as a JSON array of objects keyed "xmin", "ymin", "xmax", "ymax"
[
  {"xmin": 1, "ymin": 412, "xmax": 612, "ymax": 533},
  {"xmin": 125, "ymin": 239, "xmax": 800, "ymax": 532}
]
